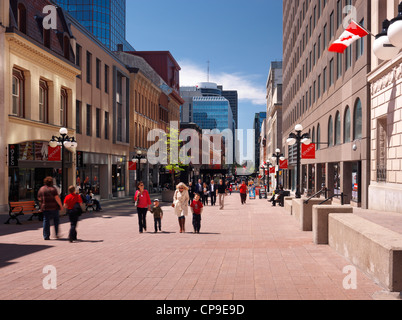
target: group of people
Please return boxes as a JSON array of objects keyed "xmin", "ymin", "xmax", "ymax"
[
  {"xmin": 134, "ymin": 179, "xmax": 229, "ymax": 235},
  {"xmin": 189, "ymin": 179, "xmax": 229, "ymax": 207},
  {"xmin": 37, "ymin": 175, "xmax": 286, "ymax": 242},
  {"xmin": 37, "ymin": 177, "xmax": 86, "ymax": 243}
]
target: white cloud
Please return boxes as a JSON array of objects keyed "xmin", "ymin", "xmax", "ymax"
[{"xmin": 178, "ymin": 60, "xmax": 267, "ymax": 106}]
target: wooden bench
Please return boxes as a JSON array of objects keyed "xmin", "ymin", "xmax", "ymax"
[{"xmin": 5, "ymin": 201, "xmax": 41, "ymax": 225}]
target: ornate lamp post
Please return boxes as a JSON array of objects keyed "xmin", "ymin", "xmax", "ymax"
[
  {"xmin": 49, "ymin": 128, "xmax": 77, "ymax": 201},
  {"xmin": 287, "ymin": 124, "xmax": 311, "ymax": 199},
  {"xmin": 135, "ymin": 150, "xmax": 146, "ymax": 185},
  {"xmin": 272, "ymin": 149, "xmax": 285, "ymax": 191}
]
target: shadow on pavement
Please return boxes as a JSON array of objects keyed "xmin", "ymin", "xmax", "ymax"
[{"xmin": 0, "ymin": 243, "xmax": 53, "ymax": 269}]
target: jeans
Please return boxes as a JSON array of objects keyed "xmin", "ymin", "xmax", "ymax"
[
  {"xmin": 137, "ymin": 207, "xmax": 148, "ymax": 232},
  {"xmin": 240, "ymin": 193, "xmax": 247, "ymax": 204},
  {"xmin": 68, "ymin": 210, "xmax": 80, "ymax": 241},
  {"xmin": 43, "ymin": 210, "xmax": 60, "ymax": 240},
  {"xmin": 154, "ymin": 218, "xmax": 161, "ymax": 232},
  {"xmin": 192, "ymin": 214, "xmax": 201, "ymax": 233}
]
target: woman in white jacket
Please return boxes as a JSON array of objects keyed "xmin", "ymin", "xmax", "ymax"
[{"xmin": 172, "ymin": 182, "xmax": 190, "ymax": 233}]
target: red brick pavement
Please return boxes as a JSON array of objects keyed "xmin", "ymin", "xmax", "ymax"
[{"xmin": 0, "ymin": 194, "xmax": 393, "ymax": 300}]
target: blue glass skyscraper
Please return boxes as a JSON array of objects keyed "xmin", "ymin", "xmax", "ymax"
[{"xmin": 55, "ymin": 0, "xmax": 134, "ymax": 51}]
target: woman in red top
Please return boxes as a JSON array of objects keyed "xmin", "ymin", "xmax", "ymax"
[
  {"xmin": 239, "ymin": 181, "xmax": 248, "ymax": 205},
  {"xmin": 134, "ymin": 181, "xmax": 151, "ymax": 233},
  {"xmin": 64, "ymin": 185, "xmax": 84, "ymax": 242}
]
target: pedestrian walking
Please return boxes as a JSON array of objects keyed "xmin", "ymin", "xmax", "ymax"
[
  {"xmin": 63, "ymin": 185, "xmax": 85, "ymax": 242},
  {"xmin": 190, "ymin": 193, "xmax": 203, "ymax": 233},
  {"xmin": 188, "ymin": 181, "xmax": 195, "ymax": 205},
  {"xmin": 217, "ymin": 179, "xmax": 227, "ymax": 210},
  {"xmin": 150, "ymin": 199, "xmax": 163, "ymax": 233},
  {"xmin": 202, "ymin": 182, "xmax": 209, "ymax": 206},
  {"xmin": 134, "ymin": 181, "xmax": 151, "ymax": 233},
  {"xmin": 209, "ymin": 180, "xmax": 217, "ymax": 206},
  {"xmin": 172, "ymin": 182, "xmax": 190, "ymax": 233},
  {"xmin": 37, "ymin": 176, "xmax": 63, "ymax": 240},
  {"xmin": 239, "ymin": 180, "xmax": 248, "ymax": 205}
]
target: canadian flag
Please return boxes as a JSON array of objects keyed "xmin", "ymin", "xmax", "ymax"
[{"xmin": 328, "ymin": 20, "xmax": 369, "ymax": 54}]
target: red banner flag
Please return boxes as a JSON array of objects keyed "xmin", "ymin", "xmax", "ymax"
[
  {"xmin": 280, "ymin": 159, "xmax": 288, "ymax": 170},
  {"xmin": 302, "ymin": 143, "xmax": 316, "ymax": 159},
  {"xmin": 48, "ymin": 146, "xmax": 61, "ymax": 161},
  {"xmin": 269, "ymin": 167, "xmax": 276, "ymax": 174},
  {"xmin": 129, "ymin": 161, "xmax": 137, "ymax": 171}
]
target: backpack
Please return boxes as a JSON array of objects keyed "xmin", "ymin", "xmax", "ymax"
[{"xmin": 73, "ymin": 201, "xmax": 83, "ymax": 216}]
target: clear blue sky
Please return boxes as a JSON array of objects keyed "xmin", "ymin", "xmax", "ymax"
[{"xmin": 125, "ymin": 0, "xmax": 283, "ymax": 132}]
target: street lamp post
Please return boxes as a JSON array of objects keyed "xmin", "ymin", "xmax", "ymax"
[
  {"xmin": 287, "ymin": 124, "xmax": 311, "ymax": 199},
  {"xmin": 135, "ymin": 150, "xmax": 145, "ymax": 186},
  {"xmin": 49, "ymin": 128, "xmax": 78, "ymax": 201},
  {"xmin": 272, "ymin": 149, "xmax": 285, "ymax": 192}
]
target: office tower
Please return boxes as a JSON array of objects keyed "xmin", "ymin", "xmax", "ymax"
[
  {"xmin": 55, "ymin": 0, "xmax": 134, "ymax": 51},
  {"xmin": 218, "ymin": 86, "xmax": 239, "ymax": 130},
  {"xmin": 254, "ymin": 112, "xmax": 267, "ymax": 171}
]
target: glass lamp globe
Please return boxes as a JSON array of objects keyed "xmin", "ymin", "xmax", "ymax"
[
  {"xmin": 63, "ymin": 141, "xmax": 72, "ymax": 148},
  {"xmin": 49, "ymin": 140, "xmax": 58, "ymax": 148},
  {"xmin": 287, "ymin": 137, "xmax": 297, "ymax": 146},
  {"xmin": 59, "ymin": 128, "xmax": 68, "ymax": 135},
  {"xmin": 374, "ymin": 20, "xmax": 400, "ymax": 61},
  {"xmin": 388, "ymin": 10, "xmax": 402, "ymax": 50},
  {"xmin": 295, "ymin": 124, "xmax": 303, "ymax": 132}
]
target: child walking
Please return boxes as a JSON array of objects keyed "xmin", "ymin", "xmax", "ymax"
[
  {"xmin": 190, "ymin": 193, "xmax": 203, "ymax": 234},
  {"xmin": 150, "ymin": 199, "xmax": 163, "ymax": 233}
]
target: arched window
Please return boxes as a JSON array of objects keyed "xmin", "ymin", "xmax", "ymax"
[
  {"xmin": 335, "ymin": 111, "xmax": 341, "ymax": 145},
  {"xmin": 354, "ymin": 99, "xmax": 362, "ymax": 140},
  {"xmin": 317, "ymin": 124, "xmax": 321, "ymax": 150},
  {"xmin": 328, "ymin": 116, "xmax": 334, "ymax": 147},
  {"xmin": 344, "ymin": 107, "xmax": 351, "ymax": 143},
  {"xmin": 312, "ymin": 127, "xmax": 316, "ymax": 145}
]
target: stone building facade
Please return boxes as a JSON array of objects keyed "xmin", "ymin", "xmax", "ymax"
[{"xmin": 368, "ymin": 0, "xmax": 402, "ymax": 213}]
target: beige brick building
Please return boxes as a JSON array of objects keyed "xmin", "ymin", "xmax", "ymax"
[
  {"xmin": 0, "ymin": 0, "xmax": 80, "ymax": 212},
  {"xmin": 282, "ymin": 0, "xmax": 371, "ymax": 208}
]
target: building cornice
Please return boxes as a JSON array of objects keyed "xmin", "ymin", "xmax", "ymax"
[
  {"xmin": 6, "ymin": 32, "xmax": 80, "ymax": 80},
  {"xmin": 368, "ymin": 53, "xmax": 402, "ymax": 96}
]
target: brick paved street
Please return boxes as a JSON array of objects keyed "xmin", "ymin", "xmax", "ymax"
[{"xmin": 0, "ymin": 194, "xmax": 393, "ymax": 300}]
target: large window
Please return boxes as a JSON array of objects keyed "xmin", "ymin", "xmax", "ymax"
[
  {"xmin": 60, "ymin": 88, "xmax": 68, "ymax": 127},
  {"xmin": 12, "ymin": 68, "xmax": 24, "ymax": 117},
  {"xmin": 354, "ymin": 99, "xmax": 363, "ymax": 140},
  {"xmin": 317, "ymin": 124, "xmax": 321, "ymax": 150},
  {"xmin": 344, "ymin": 107, "xmax": 351, "ymax": 143},
  {"xmin": 39, "ymin": 80, "xmax": 48, "ymax": 123}
]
